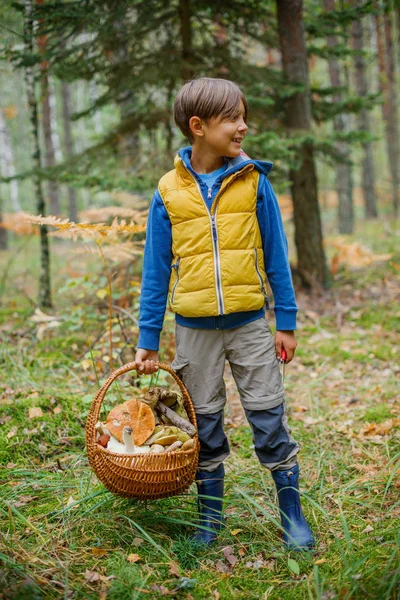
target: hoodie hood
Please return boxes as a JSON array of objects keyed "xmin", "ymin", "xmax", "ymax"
[{"xmin": 177, "ymin": 146, "xmax": 273, "ymax": 180}]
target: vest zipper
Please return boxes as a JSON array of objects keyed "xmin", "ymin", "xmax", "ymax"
[
  {"xmin": 171, "ymin": 257, "xmax": 181, "ymax": 304},
  {"xmin": 180, "ymin": 160, "xmax": 225, "ymax": 314},
  {"xmin": 254, "ymin": 248, "xmax": 269, "ymax": 308}
]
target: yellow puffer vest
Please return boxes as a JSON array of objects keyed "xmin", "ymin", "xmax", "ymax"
[{"xmin": 158, "ymin": 155, "xmax": 268, "ymax": 317}]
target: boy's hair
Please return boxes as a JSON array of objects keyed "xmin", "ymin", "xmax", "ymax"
[{"xmin": 174, "ymin": 77, "xmax": 248, "ymax": 142}]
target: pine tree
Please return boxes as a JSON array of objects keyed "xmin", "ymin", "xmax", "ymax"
[{"xmin": 276, "ymin": 0, "xmax": 328, "ymax": 287}]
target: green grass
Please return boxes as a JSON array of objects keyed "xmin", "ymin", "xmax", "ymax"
[{"xmin": 1, "ymin": 218, "xmax": 399, "ymax": 599}]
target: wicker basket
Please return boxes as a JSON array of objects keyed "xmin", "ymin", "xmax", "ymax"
[{"xmin": 85, "ymin": 361, "xmax": 199, "ymax": 499}]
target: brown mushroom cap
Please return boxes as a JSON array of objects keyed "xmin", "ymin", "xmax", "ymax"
[{"xmin": 105, "ymin": 399, "xmax": 155, "ymax": 445}]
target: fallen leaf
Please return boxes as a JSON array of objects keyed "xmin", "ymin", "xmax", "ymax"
[
  {"xmin": 53, "ymin": 406, "xmax": 62, "ymax": 415},
  {"xmin": 169, "ymin": 561, "xmax": 180, "ymax": 577},
  {"xmin": 215, "ymin": 559, "xmax": 230, "ymax": 574},
  {"xmin": 230, "ymin": 529, "xmax": 242, "ymax": 536},
  {"xmin": 288, "ymin": 558, "xmax": 300, "ymax": 575},
  {"xmin": 238, "ymin": 547, "xmax": 246, "ymax": 557},
  {"xmin": 66, "ymin": 496, "xmax": 78, "ymax": 509},
  {"xmin": 315, "ymin": 558, "xmax": 327, "ymax": 565},
  {"xmin": 212, "ymin": 591, "xmax": 220, "ymax": 600},
  {"xmin": 29, "ymin": 407, "xmax": 43, "ymax": 419},
  {"xmin": 6, "ymin": 426, "xmax": 17, "ymax": 439},
  {"xmin": 13, "ymin": 495, "xmax": 38, "ymax": 508},
  {"xmin": 127, "ymin": 553, "xmax": 141, "ymax": 563},
  {"xmin": 222, "ymin": 546, "xmax": 238, "ymax": 567},
  {"xmin": 84, "ymin": 569, "xmax": 100, "ymax": 583},
  {"xmin": 92, "ymin": 548, "xmax": 107, "ymax": 557},
  {"xmin": 132, "ymin": 537, "xmax": 144, "ymax": 546},
  {"xmin": 81, "ymin": 359, "xmax": 92, "ymax": 371},
  {"xmin": 98, "ymin": 575, "xmax": 116, "ymax": 582},
  {"xmin": 361, "ymin": 525, "xmax": 374, "ymax": 534}
]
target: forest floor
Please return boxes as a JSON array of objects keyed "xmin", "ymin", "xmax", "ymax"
[{"xmin": 0, "ymin": 210, "xmax": 399, "ymax": 600}]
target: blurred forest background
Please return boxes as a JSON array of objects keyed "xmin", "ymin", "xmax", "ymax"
[{"xmin": 0, "ymin": 2, "xmax": 399, "ymax": 600}]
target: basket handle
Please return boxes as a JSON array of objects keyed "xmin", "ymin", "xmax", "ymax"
[{"xmin": 86, "ymin": 361, "xmax": 196, "ymax": 445}]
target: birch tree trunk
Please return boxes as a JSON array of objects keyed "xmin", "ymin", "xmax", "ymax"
[
  {"xmin": 324, "ymin": 0, "xmax": 354, "ymax": 234},
  {"xmin": 276, "ymin": 0, "xmax": 328, "ymax": 287},
  {"xmin": 375, "ymin": 5, "xmax": 399, "ymax": 216},
  {"xmin": 61, "ymin": 80, "xmax": 78, "ymax": 222},
  {"xmin": 36, "ymin": 0, "xmax": 60, "ymax": 216},
  {"xmin": 0, "ymin": 108, "xmax": 21, "ymax": 212},
  {"xmin": 24, "ymin": 0, "xmax": 52, "ymax": 308},
  {"xmin": 351, "ymin": 2, "xmax": 378, "ymax": 218}
]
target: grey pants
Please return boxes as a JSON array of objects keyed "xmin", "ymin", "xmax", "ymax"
[{"xmin": 171, "ymin": 317, "xmax": 299, "ymax": 472}]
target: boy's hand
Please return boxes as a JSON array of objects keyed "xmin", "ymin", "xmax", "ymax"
[
  {"xmin": 275, "ymin": 331, "xmax": 297, "ymax": 363},
  {"xmin": 134, "ymin": 348, "xmax": 159, "ymax": 375}
]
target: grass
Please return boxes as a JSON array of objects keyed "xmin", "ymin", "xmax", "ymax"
[{"xmin": 0, "ymin": 216, "xmax": 399, "ymax": 599}]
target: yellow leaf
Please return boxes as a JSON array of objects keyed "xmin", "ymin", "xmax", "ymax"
[
  {"xmin": 96, "ymin": 288, "xmax": 108, "ymax": 300},
  {"xmin": 29, "ymin": 407, "xmax": 43, "ymax": 419},
  {"xmin": 3, "ymin": 105, "xmax": 18, "ymax": 119},
  {"xmin": 230, "ymin": 529, "xmax": 242, "ymax": 536},
  {"xmin": 81, "ymin": 359, "xmax": 92, "ymax": 371},
  {"xmin": 92, "ymin": 548, "xmax": 107, "ymax": 557},
  {"xmin": 127, "ymin": 553, "xmax": 141, "ymax": 563},
  {"xmin": 315, "ymin": 558, "xmax": 327, "ymax": 565}
]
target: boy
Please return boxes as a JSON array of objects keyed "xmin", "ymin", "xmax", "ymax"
[{"xmin": 135, "ymin": 78, "xmax": 315, "ymax": 550}]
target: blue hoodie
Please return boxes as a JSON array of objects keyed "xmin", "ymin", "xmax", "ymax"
[{"xmin": 138, "ymin": 147, "xmax": 298, "ymax": 351}]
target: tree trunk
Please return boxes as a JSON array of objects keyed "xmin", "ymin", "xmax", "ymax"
[
  {"xmin": 36, "ymin": 0, "xmax": 60, "ymax": 216},
  {"xmin": 383, "ymin": 10, "xmax": 399, "ymax": 218},
  {"xmin": 276, "ymin": 0, "xmax": 328, "ymax": 287},
  {"xmin": 324, "ymin": 0, "xmax": 354, "ymax": 234},
  {"xmin": 60, "ymin": 80, "xmax": 78, "ymax": 222},
  {"xmin": 0, "ymin": 108, "xmax": 21, "ymax": 212},
  {"xmin": 0, "ymin": 207, "xmax": 7, "ymax": 250},
  {"xmin": 351, "ymin": 1, "xmax": 378, "ymax": 218},
  {"xmin": 24, "ymin": 0, "xmax": 52, "ymax": 308},
  {"xmin": 375, "ymin": 5, "xmax": 399, "ymax": 216},
  {"xmin": 179, "ymin": 0, "xmax": 194, "ymax": 80}
]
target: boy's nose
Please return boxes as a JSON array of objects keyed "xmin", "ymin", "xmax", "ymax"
[{"xmin": 238, "ymin": 121, "xmax": 248, "ymax": 133}]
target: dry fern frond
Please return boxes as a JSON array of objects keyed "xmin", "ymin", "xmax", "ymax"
[
  {"xmin": 101, "ymin": 242, "xmax": 144, "ymax": 262},
  {"xmin": 1, "ymin": 212, "xmax": 39, "ymax": 236},
  {"xmin": 24, "ymin": 214, "xmax": 146, "ymax": 242},
  {"xmin": 79, "ymin": 206, "xmax": 147, "ymax": 223},
  {"xmin": 73, "ymin": 241, "xmax": 144, "ymax": 262},
  {"xmin": 25, "ymin": 214, "xmax": 70, "ymax": 227}
]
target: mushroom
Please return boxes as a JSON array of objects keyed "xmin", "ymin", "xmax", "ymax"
[
  {"xmin": 105, "ymin": 399, "xmax": 155, "ymax": 445},
  {"xmin": 149, "ymin": 444, "xmax": 165, "ymax": 454},
  {"xmin": 106, "ymin": 426, "xmax": 152, "ymax": 454}
]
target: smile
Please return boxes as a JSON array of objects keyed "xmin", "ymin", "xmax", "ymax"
[{"xmin": 232, "ymin": 138, "xmax": 242, "ymax": 143}]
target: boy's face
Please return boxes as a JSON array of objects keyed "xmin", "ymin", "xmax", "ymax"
[{"xmin": 191, "ymin": 101, "xmax": 248, "ymax": 158}]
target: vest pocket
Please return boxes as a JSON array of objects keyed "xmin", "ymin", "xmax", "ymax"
[
  {"xmin": 171, "ymin": 257, "xmax": 181, "ymax": 304},
  {"xmin": 254, "ymin": 248, "xmax": 269, "ymax": 308}
]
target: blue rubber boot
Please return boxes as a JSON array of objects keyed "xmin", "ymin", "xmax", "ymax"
[
  {"xmin": 193, "ymin": 464, "xmax": 224, "ymax": 546},
  {"xmin": 271, "ymin": 463, "xmax": 315, "ymax": 551}
]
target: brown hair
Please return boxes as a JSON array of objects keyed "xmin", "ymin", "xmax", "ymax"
[{"xmin": 174, "ymin": 77, "xmax": 248, "ymax": 141}]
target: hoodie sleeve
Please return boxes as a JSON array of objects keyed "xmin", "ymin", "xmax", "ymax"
[
  {"xmin": 137, "ymin": 189, "xmax": 172, "ymax": 351},
  {"xmin": 256, "ymin": 174, "xmax": 298, "ymax": 330}
]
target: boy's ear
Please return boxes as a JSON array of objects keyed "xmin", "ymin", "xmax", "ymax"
[{"xmin": 189, "ymin": 116, "xmax": 204, "ymax": 138}]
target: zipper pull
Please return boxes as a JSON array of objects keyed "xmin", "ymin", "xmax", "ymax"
[
  {"xmin": 208, "ymin": 187, "xmax": 212, "ymax": 199},
  {"xmin": 211, "ymin": 215, "xmax": 217, "ymax": 241}
]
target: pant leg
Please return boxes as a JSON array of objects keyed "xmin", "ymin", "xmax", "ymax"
[
  {"xmin": 245, "ymin": 404, "xmax": 299, "ymax": 471},
  {"xmin": 196, "ymin": 411, "xmax": 230, "ymax": 472},
  {"xmin": 225, "ymin": 317, "xmax": 299, "ymax": 470},
  {"xmin": 171, "ymin": 324, "xmax": 229, "ymax": 471},
  {"xmin": 171, "ymin": 323, "xmax": 228, "ymax": 415}
]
